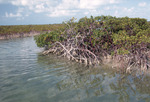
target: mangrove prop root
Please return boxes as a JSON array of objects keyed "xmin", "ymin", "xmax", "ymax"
[
  {"xmin": 43, "ymin": 39, "xmax": 100, "ymax": 66},
  {"xmin": 43, "ymin": 40, "xmax": 150, "ymax": 73}
]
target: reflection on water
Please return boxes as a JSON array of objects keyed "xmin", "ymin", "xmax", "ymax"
[
  {"xmin": 37, "ymin": 55, "xmax": 150, "ymax": 102},
  {"xmin": 0, "ymin": 37, "xmax": 150, "ymax": 102}
]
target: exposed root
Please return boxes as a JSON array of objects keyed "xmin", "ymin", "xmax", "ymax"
[
  {"xmin": 43, "ymin": 40, "xmax": 100, "ymax": 66},
  {"xmin": 43, "ymin": 41, "xmax": 150, "ymax": 73}
]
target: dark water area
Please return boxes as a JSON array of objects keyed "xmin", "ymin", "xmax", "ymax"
[{"xmin": 0, "ymin": 37, "xmax": 150, "ymax": 102}]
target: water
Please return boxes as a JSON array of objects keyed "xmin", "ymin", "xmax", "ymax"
[{"xmin": 0, "ymin": 37, "xmax": 150, "ymax": 102}]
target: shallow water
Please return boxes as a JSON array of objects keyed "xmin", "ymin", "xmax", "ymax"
[{"xmin": 0, "ymin": 37, "xmax": 150, "ymax": 102}]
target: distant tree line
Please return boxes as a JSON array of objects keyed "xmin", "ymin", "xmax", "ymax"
[{"xmin": 0, "ymin": 24, "xmax": 64, "ymax": 35}]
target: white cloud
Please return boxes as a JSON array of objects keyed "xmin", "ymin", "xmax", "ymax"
[
  {"xmin": 1, "ymin": 0, "xmax": 150, "ymax": 23},
  {"xmin": 47, "ymin": 0, "xmax": 80, "ymax": 17},
  {"xmin": 79, "ymin": 0, "xmax": 101, "ymax": 9},
  {"xmin": 110, "ymin": 0, "xmax": 118, "ymax": 4},
  {"xmin": 104, "ymin": 6, "xmax": 110, "ymax": 10},
  {"xmin": 10, "ymin": 0, "xmax": 53, "ymax": 13},
  {"xmin": 5, "ymin": 8, "xmax": 28, "ymax": 20},
  {"xmin": 110, "ymin": 7, "xmax": 137, "ymax": 18},
  {"xmin": 138, "ymin": 2, "xmax": 146, "ymax": 7},
  {"xmin": 11, "ymin": 0, "xmax": 28, "ymax": 6},
  {"xmin": 57, "ymin": 0, "xmax": 79, "ymax": 9},
  {"xmin": 89, "ymin": 9, "xmax": 101, "ymax": 15},
  {"xmin": 7, "ymin": 0, "xmax": 120, "ymax": 17},
  {"xmin": 35, "ymin": 3, "xmax": 45, "ymax": 13},
  {"xmin": 79, "ymin": 0, "xmax": 119, "ymax": 9},
  {"xmin": 83, "ymin": 9, "xmax": 102, "ymax": 16},
  {"xmin": 48, "ymin": 10, "xmax": 78, "ymax": 17},
  {"xmin": 123, "ymin": 7, "xmax": 134, "ymax": 13},
  {"xmin": 47, "ymin": 0, "xmax": 119, "ymax": 17},
  {"xmin": 5, "ymin": 12, "xmax": 22, "ymax": 17}
]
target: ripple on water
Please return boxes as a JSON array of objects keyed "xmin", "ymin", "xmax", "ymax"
[{"xmin": 0, "ymin": 37, "xmax": 150, "ymax": 102}]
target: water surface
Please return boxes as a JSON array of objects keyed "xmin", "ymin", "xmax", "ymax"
[{"xmin": 0, "ymin": 37, "xmax": 150, "ymax": 102}]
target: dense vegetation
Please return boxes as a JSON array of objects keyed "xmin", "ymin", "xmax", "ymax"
[
  {"xmin": 0, "ymin": 24, "xmax": 64, "ymax": 35},
  {"xmin": 35, "ymin": 16, "xmax": 150, "ymax": 73}
]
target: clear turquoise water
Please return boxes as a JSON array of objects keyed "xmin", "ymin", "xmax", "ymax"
[{"xmin": 0, "ymin": 37, "xmax": 150, "ymax": 102}]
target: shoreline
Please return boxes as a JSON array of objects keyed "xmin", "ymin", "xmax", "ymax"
[{"xmin": 0, "ymin": 31, "xmax": 50, "ymax": 40}]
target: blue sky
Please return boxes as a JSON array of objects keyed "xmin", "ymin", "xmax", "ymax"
[{"xmin": 0, "ymin": 0, "xmax": 150, "ymax": 25}]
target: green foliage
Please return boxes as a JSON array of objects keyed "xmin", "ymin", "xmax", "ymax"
[
  {"xmin": 0, "ymin": 24, "xmax": 64, "ymax": 35},
  {"xmin": 35, "ymin": 15, "xmax": 150, "ymax": 56},
  {"xmin": 117, "ymin": 48, "xmax": 130, "ymax": 55},
  {"xmin": 34, "ymin": 31, "xmax": 62, "ymax": 47},
  {"xmin": 111, "ymin": 18, "xmax": 150, "ymax": 52}
]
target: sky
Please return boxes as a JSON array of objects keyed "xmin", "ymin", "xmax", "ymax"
[{"xmin": 0, "ymin": 0, "xmax": 150, "ymax": 25}]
